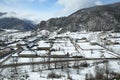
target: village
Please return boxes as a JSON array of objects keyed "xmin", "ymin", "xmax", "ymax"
[{"xmin": 0, "ymin": 29, "xmax": 120, "ymax": 80}]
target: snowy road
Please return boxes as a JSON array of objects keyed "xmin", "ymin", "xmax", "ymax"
[{"xmin": 1, "ymin": 57, "xmax": 120, "ymax": 68}]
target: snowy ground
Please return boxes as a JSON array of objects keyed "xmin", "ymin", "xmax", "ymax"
[{"xmin": 0, "ymin": 30, "xmax": 120, "ymax": 80}]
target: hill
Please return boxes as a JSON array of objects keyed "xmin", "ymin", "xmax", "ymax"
[
  {"xmin": 0, "ymin": 17, "xmax": 36, "ymax": 31},
  {"xmin": 38, "ymin": 2, "xmax": 120, "ymax": 32}
]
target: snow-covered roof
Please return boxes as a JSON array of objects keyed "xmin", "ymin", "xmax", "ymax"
[
  {"xmin": 36, "ymin": 50, "xmax": 48, "ymax": 56},
  {"xmin": 8, "ymin": 43, "xmax": 17, "ymax": 47},
  {"xmin": 90, "ymin": 40, "xmax": 97, "ymax": 43},
  {"xmin": 51, "ymin": 51, "xmax": 65, "ymax": 55},
  {"xmin": 27, "ymin": 37, "xmax": 37, "ymax": 42},
  {"xmin": 71, "ymin": 52, "xmax": 82, "ymax": 56},
  {"xmin": 31, "ymin": 46, "xmax": 37, "ymax": 49},
  {"xmin": 12, "ymin": 53, "xmax": 18, "ymax": 57},
  {"xmin": 40, "ymin": 30, "xmax": 50, "ymax": 36},
  {"xmin": 19, "ymin": 51, "xmax": 36, "ymax": 55},
  {"xmin": 18, "ymin": 41, "xmax": 25, "ymax": 45},
  {"xmin": 37, "ymin": 41, "xmax": 50, "ymax": 48}
]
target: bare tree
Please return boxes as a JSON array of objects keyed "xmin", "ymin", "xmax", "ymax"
[{"xmin": 30, "ymin": 58, "xmax": 35, "ymax": 72}]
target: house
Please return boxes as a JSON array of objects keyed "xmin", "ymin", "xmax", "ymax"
[
  {"xmin": 76, "ymin": 37, "xmax": 88, "ymax": 43},
  {"xmin": 50, "ymin": 51, "xmax": 66, "ymax": 57},
  {"xmin": 0, "ymin": 47, "xmax": 11, "ymax": 58},
  {"xmin": 37, "ymin": 41, "xmax": 51, "ymax": 50},
  {"xmin": 90, "ymin": 40, "xmax": 98, "ymax": 45},
  {"xmin": 0, "ymin": 40, "xmax": 5, "ymax": 46},
  {"xmin": 19, "ymin": 51, "xmax": 36, "ymax": 57}
]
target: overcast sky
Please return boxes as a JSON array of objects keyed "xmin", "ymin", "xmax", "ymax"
[{"xmin": 0, "ymin": 0, "xmax": 120, "ymax": 23}]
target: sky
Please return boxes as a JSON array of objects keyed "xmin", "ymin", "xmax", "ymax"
[{"xmin": 0, "ymin": 0, "xmax": 120, "ymax": 23}]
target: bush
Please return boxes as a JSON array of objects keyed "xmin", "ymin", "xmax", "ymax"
[
  {"xmin": 67, "ymin": 75, "xmax": 73, "ymax": 80},
  {"xmin": 80, "ymin": 62, "xmax": 89, "ymax": 67},
  {"xmin": 48, "ymin": 71, "xmax": 61, "ymax": 78},
  {"xmin": 110, "ymin": 72, "xmax": 120, "ymax": 80},
  {"xmin": 85, "ymin": 73, "xmax": 95, "ymax": 80}
]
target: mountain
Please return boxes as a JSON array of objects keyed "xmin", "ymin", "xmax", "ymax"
[
  {"xmin": 0, "ymin": 12, "xmax": 7, "ymax": 16},
  {"xmin": 0, "ymin": 17, "xmax": 36, "ymax": 31},
  {"xmin": 38, "ymin": 2, "xmax": 120, "ymax": 32}
]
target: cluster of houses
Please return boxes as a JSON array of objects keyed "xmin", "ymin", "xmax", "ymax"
[{"xmin": 1, "ymin": 30, "xmax": 120, "ymax": 61}]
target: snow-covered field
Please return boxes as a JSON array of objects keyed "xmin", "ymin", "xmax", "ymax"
[{"xmin": 0, "ymin": 30, "xmax": 120, "ymax": 80}]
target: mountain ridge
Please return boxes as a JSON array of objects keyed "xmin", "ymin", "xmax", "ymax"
[
  {"xmin": 0, "ymin": 12, "xmax": 7, "ymax": 16},
  {"xmin": 0, "ymin": 17, "xmax": 36, "ymax": 31},
  {"xmin": 38, "ymin": 2, "xmax": 120, "ymax": 32}
]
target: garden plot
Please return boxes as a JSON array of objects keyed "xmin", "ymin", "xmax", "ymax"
[
  {"xmin": 18, "ymin": 50, "xmax": 49, "ymax": 57},
  {"xmin": 77, "ymin": 42, "xmax": 117, "ymax": 58},
  {"xmin": 82, "ymin": 50, "xmax": 116, "ymax": 58},
  {"xmin": 102, "ymin": 35, "xmax": 120, "ymax": 54},
  {"xmin": 108, "ymin": 37, "xmax": 120, "ymax": 43},
  {"xmin": 106, "ymin": 45, "xmax": 120, "ymax": 54},
  {"xmin": 105, "ymin": 37, "xmax": 120, "ymax": 54},
  {"xmin": 77, "ymin": 42, "xmax": 104, "ymax": 50},
  {"xmin": 51, "ymin": 38, "xmax": 77, "ymax": 56}
]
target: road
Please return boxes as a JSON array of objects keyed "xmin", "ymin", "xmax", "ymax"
[
  {"xmin": 0, "ymin": 49, "xmax": 22, "ymax": 65},
  {"xmin": 0, "ymin": 57, "xmax": 120, "ymax": 68}
]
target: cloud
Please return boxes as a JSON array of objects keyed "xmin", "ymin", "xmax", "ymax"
[
  {"xmin": 0, "ymin": 5, "xmax": 40, "ymax": 23},
  {"xmin": 0, "ymin": 0, "xmax": 51, "ymax": 23},
  {"xmin": 56, "ymin": 0, "xmax": 103, "ymax": 16},
  {"xmin": 38, "ymin": 0, "xmax": 47, "ymax": 2},
  {"xmin": 28, "ymin": 0, "xmax": 47, "ymax": 3},
  {"xmin": 95, "ymin": 0, "xmax": 103, "ymax": 5},
  {"xmin": 1, "ymin": 0, "xmax": 47, "ymax": 5},
  {"xmin": 0, "ymin": 0, "xmax": 104, "ymax": 23},
  {"xmin": 0, "ymin": 7, "xmax": 53, "ymax": 24},
  {"xmin": 2, "ymin": 0, "xmax": 21, "ymax": 5}
]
